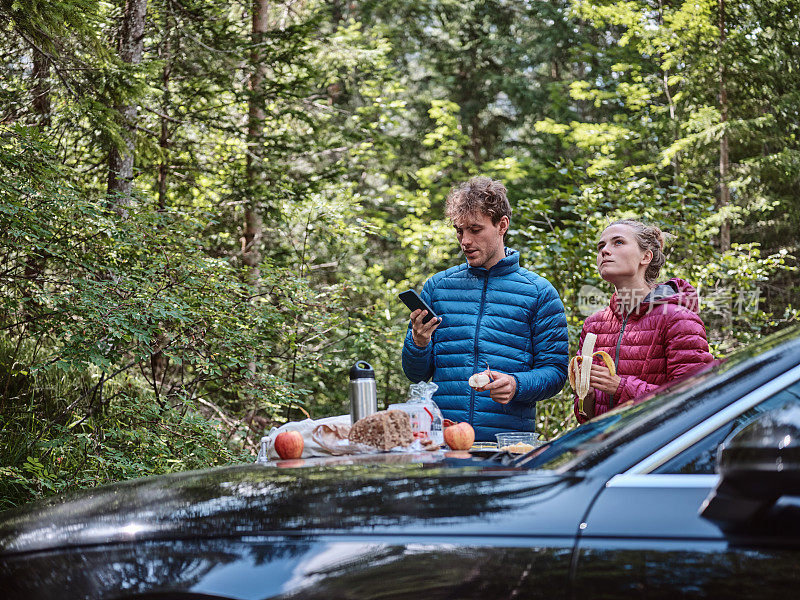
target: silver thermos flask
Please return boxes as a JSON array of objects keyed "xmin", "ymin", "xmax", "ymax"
[{"xmin": 349, "ymin": 360, "xmax": 377, "ymax": 424}]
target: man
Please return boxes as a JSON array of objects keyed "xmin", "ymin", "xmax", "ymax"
[{"xmin": 402, "ymin": 176, "xmax": 569, "ymax": 442}]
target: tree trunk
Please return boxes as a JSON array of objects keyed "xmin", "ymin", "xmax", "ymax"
[
  {"xmin": 157, "ymin": 13, "xmax": 172, "ymax": 211},
  {"xmin": 242, "ymin": 0, "xmax": 269, "ymax": 284},
  {"xmin": 148, "ymin": 13, "xmax": 174, "ymax": 398},
  {"xmin": 107, "ymin": 0, "xmax": 148, "ymax": 211},
  {"xmin": 718, "ymin": 0, "xmax": 731, "ymax": 251},
  {"xmin": 31, "ymin": 48, "xmax": 51, "ymax": 127},
  {"xmin": 24, "ymin": 47, "xmax": 52, "ymax": 317},
  {"xmin": 657, "ymin": 0, "xmax": 680, "ymax": 184}
]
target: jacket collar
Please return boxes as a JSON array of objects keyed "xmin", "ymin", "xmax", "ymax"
[
  {"xmin": 609, "ymin": 278, "xmax": 700, "ymax": 319},
  {"xmin": 467, "ymin": 247, "xmax": 519, "ymax": 277}
]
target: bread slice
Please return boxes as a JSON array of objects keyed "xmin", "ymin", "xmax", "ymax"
[{"xmin": 349, "ymin": 410, "xmax": 414, "ymax": 450}]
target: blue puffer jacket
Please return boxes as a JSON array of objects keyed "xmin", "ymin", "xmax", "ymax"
[{"xmin": 402, "ymin": 248, "xmax": 569, "ymax": 442}]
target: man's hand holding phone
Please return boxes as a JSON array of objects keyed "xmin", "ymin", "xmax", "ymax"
[
  {"xmin": 399, "ymin": 289, "xmax": 442, "ymax": 348},
  {"xmin": 410, "ymin": 308, "xmax": 441, "ymax": 348}
]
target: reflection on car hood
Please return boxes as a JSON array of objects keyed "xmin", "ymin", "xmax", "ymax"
[{"xmin": 0, "ymin": 457, "xmax": 582, "ymax": 556}]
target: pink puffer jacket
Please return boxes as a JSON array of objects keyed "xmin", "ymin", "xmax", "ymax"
[{"xmin": 573, "ymin": 278, "xmax": 714, "ymax": 423}]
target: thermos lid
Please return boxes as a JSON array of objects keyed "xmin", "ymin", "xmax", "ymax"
[{"xmin": 349, "ymin": 360, "xmax": 375, "ymax": 380}]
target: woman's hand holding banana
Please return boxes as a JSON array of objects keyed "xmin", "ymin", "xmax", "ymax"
[
  {"xmin": 569, "ymin": 333, "xmax": 621, "ymax": 417},
  {"xmin": 589, "ymin": 363, "xmax": 621, "ymax": 396}
]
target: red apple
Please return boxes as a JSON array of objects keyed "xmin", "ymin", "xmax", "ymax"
[
  {"xmin": 274, "ymin": 430, "xmax": 304, "ymax": 459},
  {"xmin": 443, "ymin": 422, "xmax": 475, "ymax": 451}
]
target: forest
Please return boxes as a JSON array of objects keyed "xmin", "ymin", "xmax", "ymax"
[{"xmin": 1, "ymin": 0, "xmax": 798, "ymax": 508}]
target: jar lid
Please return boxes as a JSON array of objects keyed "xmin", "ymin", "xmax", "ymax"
[{"xmin": 349, "ymin": 360, "xmax": 375, "ymax": 380}]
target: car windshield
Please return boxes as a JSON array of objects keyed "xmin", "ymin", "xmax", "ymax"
[{"xmin": 516, "ymin": 325, "xmax": 800, "ymax": 473}]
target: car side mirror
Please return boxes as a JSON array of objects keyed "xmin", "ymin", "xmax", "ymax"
[{"xmin": 700, "ymin": 406, "xmax": 800, "ymax": 530}]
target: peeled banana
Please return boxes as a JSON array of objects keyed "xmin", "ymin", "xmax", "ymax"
[{"xmin": 569, "ymin": 332, "xmax": 616, "ymax": 418}]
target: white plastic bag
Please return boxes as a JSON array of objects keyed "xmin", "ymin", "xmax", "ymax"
[{"xmin": 256, "ymin": 414, "xmax": 352, "ymax": 462}]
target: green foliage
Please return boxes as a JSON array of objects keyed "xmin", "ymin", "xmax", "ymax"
[
  {"xmin": 0, "ymin": 125, "xmax": 339, "ymax": 507},
  {"xmin": 0, "ymin": 333, "xmax": 250, "ymax": 510},
  {"xmin": 2, "ymin": 126, "xmax": 290, "ymax": 404},
  {"xmin": 520, "ymin": 0, "xmax": 799, "ymax": 356}
]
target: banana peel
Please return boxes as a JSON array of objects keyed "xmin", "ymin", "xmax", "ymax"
[{"xmin": 569, "ymin": 332, "xmax": 615, "ymax": 418}]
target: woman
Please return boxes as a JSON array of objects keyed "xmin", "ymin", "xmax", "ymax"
[{"xmin": 573, "ymin": 219, "xmax": 713, "ymax": 422}]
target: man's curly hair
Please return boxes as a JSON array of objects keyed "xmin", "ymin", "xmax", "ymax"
[{"xmin": 445, "ymin": 176, "xmax": 512, "ymax": 226}]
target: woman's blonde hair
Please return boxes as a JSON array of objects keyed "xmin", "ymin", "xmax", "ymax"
[{"xmin": 605, "ymin": 219, "xmax": 672, "ymax": 286}]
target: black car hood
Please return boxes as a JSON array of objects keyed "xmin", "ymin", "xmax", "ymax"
[{"xmin": 0, "ymin": 456, "xmax": 588, "ymax": 556}]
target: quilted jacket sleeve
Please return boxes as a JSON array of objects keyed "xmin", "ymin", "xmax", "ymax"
[
  {"xmin": 615, "ymin": 374, "xmax": 660, "ymax": 405},
  {"xmin": 617, "ymin": 307, "xmax": 713, "ymax": 404},
  {"xmin": 401, "ymin": 279, "xmax": 436, "ymax": 383},
  {"xmin": 512, "ymin": 280, "xmax": 569, "ymax": 405}
]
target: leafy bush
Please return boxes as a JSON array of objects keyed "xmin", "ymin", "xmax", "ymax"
[
  {"xmin": 0, "ymin": 125, "xmax": 337, "ymax": 508},
  {"xmin": 0, "ymin": 333, "xmax": 251, "ymax": 509}
]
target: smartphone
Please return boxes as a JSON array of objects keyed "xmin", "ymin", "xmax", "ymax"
[{"xmin": 399, "ymin": 289, "xmax": 439, "ymax": 324}]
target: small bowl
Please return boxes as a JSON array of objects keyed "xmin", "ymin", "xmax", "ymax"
[{"xmin": 495, "ymin": 432, "xmax": 540, "ymax": 453}]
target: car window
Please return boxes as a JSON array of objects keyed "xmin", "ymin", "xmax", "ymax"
[{"xmin": 654, "ymin": 380, "xmax": 800, "ymax": 475}]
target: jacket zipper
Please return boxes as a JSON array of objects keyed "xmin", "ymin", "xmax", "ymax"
[
  {"xmin": 470, "ymin": 273, "xmax": 490, "ymax": 426},
  {"xmin": 611, "ymin": 313, "xmax": 629, "ymax": 408}
]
